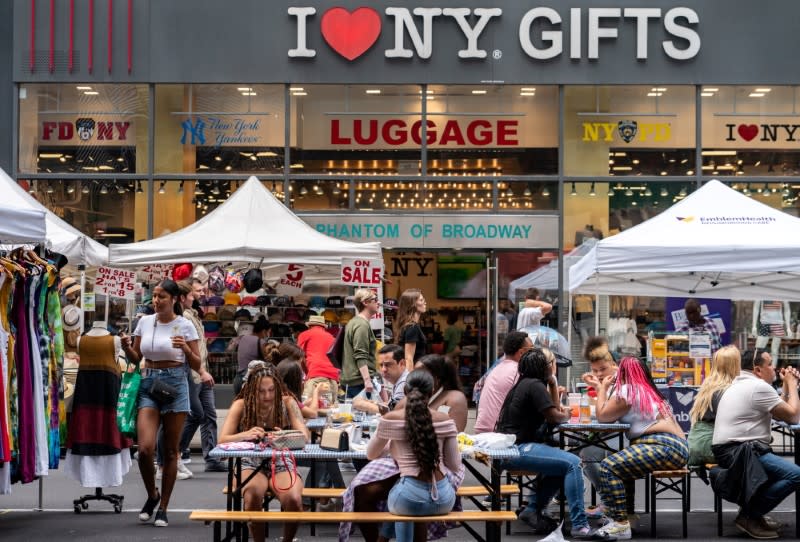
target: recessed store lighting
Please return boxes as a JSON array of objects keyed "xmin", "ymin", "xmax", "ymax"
[
  {"xmin": 651, "ymin": 87, "xmax": 667, "ymax": 92},
  {"xmin": 471, "ymin": 90, "xmax": 487, "ymax": 95},
  {"xmin": 755, "ymin": 88, "xmax": 772, "ymax": 92},
  {"xmin": 519, "ymin": 92, "xmax": 535, "ymax": 96},
  {"xmin": 749, "ymin": 92, "xmax": 766, "ymax": 98},
  {"xmin": 647, "ymin": 92, "xmax": 663, "ymax": 97},
  {"xmin": 703, "ymin": 87, "xmax": 719, "ymax": 92},
  {"xmin": 521, "ymin": 87, "xmax": 536, "ymax": 92},
  {"xmin": 418, "ymin": 90, "xmax": 434, "ymax": 94},
  {"xmin": 241, "ymin": 91, "xmax": 257, "ymax": 96},
  {"xmin": 83, "ymin": 91, "xmax": 99, "ymax": 95},
  {"xmin": 76, "ymin": 85, "xmax": 93, "ymax": 90},
  {"xmin": 237, "ymin": 87, "xmax": 253, "ymax": 91},
  {"xmin": 612, "ymin": 166, "xmax": 633, "ymax": 171},
  {"xmin": 289, "ymin": 87, "xmax": 304, "ymax": 92},
  {"xmin": 292, "ymin": 91, "xmax": 307, "ymax": 96},
  {"xmin": 701, "ymin": 92, "xmax": 715, "ymax": 97},
  {"xmin": 365, "ymin": 89, "xmax": 381, "ymax": 95}
]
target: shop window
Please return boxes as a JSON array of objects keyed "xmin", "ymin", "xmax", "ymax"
[
  {"xmin": 19, "ymin": 83, "xmax": 148, "ymax": 175},
  {"xmin": 290, "ymin": 179, "xmax": 349, "ymax": 210},
  {"xmin": 155, "ymin": 84, "xmax": 285, "ymax": 174},
  {"xmin": 711, "ymin": 180, "xmax": 799, "ymax": 215},
  {"xmin": 564, "ymin": 86, "xmax": 695, "ymax": 177},
  {"xmin": 291, "ymin": 85, "xmax": 422, "ymax": 174},
  {"xmin": 425, "ymin": 85, "xmax": 558, "ymax": 176},
  {"xmin": 498, "ymin": 181, "xmax": 557, "ymax": 211},
  {"xmin": 353, "ymin": 179, "xmax": 494, "ymax": 212},
  {"xmin": 702, "ymin": 85, "xmax": 800, "ymax": 177},
  {"xmin": 563, "ymin": 181, "xmax": 696, "ymax": 250},
  {"xmin": 19, "ymin": 178, "xmax": 146, "ymax": 244}
]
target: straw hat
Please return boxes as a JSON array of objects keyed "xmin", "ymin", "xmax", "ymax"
[
  {"xmin": 307, "ymin": 315, "xmax": 326, "ymax": 327},
  {"xmin": 62, "ymin": 304, "xmax": 81, "ymax": 331}
]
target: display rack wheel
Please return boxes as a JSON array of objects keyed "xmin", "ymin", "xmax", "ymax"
[
  {"xmin": 81, "ymin": 501, "xmax": 89, "ymax": 510},
  {"xmin": 114, "ymin": 504, "xmax": 122, "ymax": 513},
  {"xmin": 73, "ymin": 505, "xmax": 81, "ymax": 514}
]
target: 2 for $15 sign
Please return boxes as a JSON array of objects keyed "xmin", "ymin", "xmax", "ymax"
[
  {"xmin": 341, "ymin": 259, "xmax": 383, "ymax": 286},
  {"xmin": 95, "ymin": 266, "xmax": 137, "ymax": 300}
]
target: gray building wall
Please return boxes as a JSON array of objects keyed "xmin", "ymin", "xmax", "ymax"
[{"xmin": 0, "ymin": 0, "xmax": 13, "ymax": 173}]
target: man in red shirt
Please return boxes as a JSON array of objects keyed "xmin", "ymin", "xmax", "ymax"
[{"xmin": 298, "ymin": 314, "xmax": 339, "ymax": 405}]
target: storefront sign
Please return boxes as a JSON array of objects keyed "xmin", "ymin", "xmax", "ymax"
[
  {"xmin": 288, "ymin": 6, "xmax": 700, "ymax": 62},
  {"xmin": 340, "ymin": 258, "xmax": 384, "ymax": 286},
  {"xmin": 303, "ymin": 214, "xmax": 558, "ymax": 249},
  {"xmin": 581, "ymin": 121, "xmax": 672, "ymax": 144},
  {"xmin": 276, "ymin": 264, "xmax": 305, "ymax": 295},
  {"xmin": 707, "ymin": 119, "xmax": 800, "ymax": 149},
  {"xmin": 95, "ymin": 266, "xmax": 137, "ymax": 300},
  {"xmin": 40, "ymin": 118, "xmax": 135, "ymax": 146},
  {"xmin": 330, "ymin": 118, "xmax": 518, "ymax": 148},
  {"xmin": 178, "ymin": 115, "xmax": 271, "ymax": 147}
]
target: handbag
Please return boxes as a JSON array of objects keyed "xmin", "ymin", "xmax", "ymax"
[
  {"xmin": 148, "ymin": 378, "xmax": 180, "ymax": 405},
  {"xmin": 320, "ymin": 426, "xmax": 349, "ymax": 451},
  {"xmin": 116, "ymin": 364, "xmax": 141, "ymax": 438},
  {"xmin": 687, "ymin": 420, "xmax": 715, "ymax": 466},
  {"xmin": 326, "ymin": 326, "xmax": 346, "ymax": 369},
  {"xmin": 266, "ymin": 429, "xmax": 306, "ymax": 450},
  {"xmin": 270, "ymin": 448, "xmax": 299, "ymax": 492}
]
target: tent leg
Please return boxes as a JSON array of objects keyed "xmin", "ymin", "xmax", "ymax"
[{"xmin": 79, "ymin": 266, "xmax": 86, "ymax": 332}]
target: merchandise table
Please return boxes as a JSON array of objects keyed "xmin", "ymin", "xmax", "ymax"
[{"xmin": 208, "ymin": 444, "xmax": 519, "ymax": 542}]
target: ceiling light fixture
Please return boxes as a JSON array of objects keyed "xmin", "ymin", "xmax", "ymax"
[
  {"xmin": 679, "ymin": 186, "xmax": 688, "ymax": 197},
  {"xmin": 158, "ymin": 181, "xmax": 166, "ymax": 194},
  {"xmin": 136, "ymin": 181, "xmax": 143, "ymax": 194},
  {"xmin": 570, "ymin": 182, "xmax": 577, "ymax": 196},
  {"xmin": 589, "ymin": 182, "xmax": 596, "ymax": 196},
  {"xmin": 542, "ymin": 186, "xmax": 550, "ymax": 197},
  {"xmin": 81, "ymin": 183, "xmax": 90, "ymax": 194},
  {"xmin": 99, "ymin": 183, "xmax": 109, "ymax": 195},
  {"xmin": 625, "ymin": 187, "xmax": 634, "ymax": 197},
  {"xmin": 178, "ymin": 181, "xmax": 184, "ymax": 194},
  {"xmin": 523, "ymin": 185, "xmax": 532, "ymax": 196},
  {"xmin": 66, "ymin": 183, "xmax": 75, "ymax": 194},
  {"xmin": 607, "ymin": 186, "xmax": 615, "ymax": 197}
]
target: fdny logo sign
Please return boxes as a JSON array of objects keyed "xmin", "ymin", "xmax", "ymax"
[{"xmin": 41, "ymin": 119, "xmax": 131, "ymax": 142}]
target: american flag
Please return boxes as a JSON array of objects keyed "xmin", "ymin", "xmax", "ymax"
[{"xmin": 762, "ymin": 301, "xmax": 785, "ymax": 336}]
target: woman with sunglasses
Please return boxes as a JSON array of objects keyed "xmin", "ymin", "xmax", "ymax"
[{"xmin": 219, "ymin": 361, "xmax": 309, "ymax": 542}]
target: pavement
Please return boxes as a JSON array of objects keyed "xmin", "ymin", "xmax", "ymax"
[{"xmin": 1, "ymin": 404, "xmax": 798, "ymax": 541}]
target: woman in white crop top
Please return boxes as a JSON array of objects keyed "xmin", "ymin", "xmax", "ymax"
[
  {"xmin": 594, "ymin": 357, "xmax": 688, "ymax": 540},
  {"xmin": 367, "ymin": 369, "xmax": 461, "ymax": 542},
  {"xmin": 120, "ymin": 279, "xmax": 200, "ymax": 528}
]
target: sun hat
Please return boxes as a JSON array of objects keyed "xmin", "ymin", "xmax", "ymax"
[
  {"xmin": 307, "ymin": 314, "xmax": 326, "ymax": 327},
  {"xmin": 62, "ymin": 304, "xmax": 81, "ymax": 331}
]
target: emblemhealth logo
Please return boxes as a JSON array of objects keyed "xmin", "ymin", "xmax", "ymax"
[
  {"xmin": 675, "ymin": 216, "xmax": 695, "ymax": 223},
  {"xmin": 582, "ymin": 121, "xmax": 671, "ymax": 143},
  {"xmin": 676, "ymin": 215, "xmax": 776, "ymax": 225}
]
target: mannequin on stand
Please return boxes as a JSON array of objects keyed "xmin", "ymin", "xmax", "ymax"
[{"xmin": 64, "ymin": 321, "xmax": 132, "ymax": 513}]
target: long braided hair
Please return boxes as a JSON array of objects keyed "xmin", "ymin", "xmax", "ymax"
[
  {"xmin": 237, "ymin": 361, "xmax": 287, "ymax": 431},
  {"xmin": 404, "ymin": 369, "xmax": 439, "ymax": 478}
]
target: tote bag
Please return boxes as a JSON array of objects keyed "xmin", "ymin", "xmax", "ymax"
[
  {"xmin": 116, "ymin": 365, "xmax": 141, "ymax": 438},
  {"xmin": 326, "ymin": 326, "xmax": 346, "ymax": 369}
]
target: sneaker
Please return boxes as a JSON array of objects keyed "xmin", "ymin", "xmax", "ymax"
[
  {"xmin": 518, "ymin": 508, "xmax": 558, "ymax": 535},
  {"xmin": 205, "ymin": 461, "xmax": 228, "ymax": 473},
  {"xmin": 154, "ymin": 508, "xmax": 168, "ymax": 527},
  {"xmin": 181, "ymin": 450, "xmax": 191, "ymax": 464},
  {"xmin": 586, "ymin": 504, "xmax": 607, "ymax": 519},
  {"xmin": 138, "ymin": 492, "xmax": 161, "ymax": 522},
  {"xmin": 571, "ymin": 525, "xmax": 617, "ymax": 540},
  {"xmin": 316, "ymin": 498, "xmax": 342, "ymax": 512},
  {"xmin": 177, "ymin": 460, "xmax": 194, "ymax": 479},
  {"xmin": 735, "ymin": 516, "xmax": 778, "ymax": 540},
  {"xmin": 598, "ymin": 520, "xmax": 632, "ymax": 540},
  {"xmin": 155, "ymin": 467, "xmax": 163, "ymax": 480}
]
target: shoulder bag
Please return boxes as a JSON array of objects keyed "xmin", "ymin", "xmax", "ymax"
[{"xmin": 326, "ymin": 326, "xmax": 346, "ymax": 369}]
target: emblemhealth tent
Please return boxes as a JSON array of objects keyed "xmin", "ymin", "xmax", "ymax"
[
  {"xmin": 108, "ymin": 176, "xmax": 382, "ymax": 268},
  {"xmin": 569, "ymin": 180, "xmax": 800, "ymax": 301},
  {"xmin": 508, "ymin": 239, "xmax": 596, "ymax": 303},
  {"xmin": 0, "ymin": 168, "xmax": 107, "ymax": 266}
]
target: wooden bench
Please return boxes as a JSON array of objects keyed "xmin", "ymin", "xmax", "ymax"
[
  {"xmin": 649, "ymin": 468, "xmax": 690, "ymax": 538},
  {"xmin": 190, "ymin": 509, "xmax": 517, "ymax": 542}
]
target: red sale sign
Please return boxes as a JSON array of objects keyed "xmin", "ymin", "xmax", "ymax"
[
  {"xmin": 95, "ymin": 266, "xmax": 137, "ymax": 300},
  {"xmin": 340, "ymin": 258, "xmax": 383, "ymax": 286},
  {"xmin": 276, "ymin": 264, "xmax": 304, "ymax": 296},
  {"xmin": 137, "ymin": 264, "xmax": 173, "ymax": 284}
]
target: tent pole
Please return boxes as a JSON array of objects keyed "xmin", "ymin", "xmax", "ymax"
[
  {"xmin": 566, "ymin": 292, "xmax": 573, "ymax": 386},
  {"xmin": 78, "ymin": 265, "xmax": 86, "ymax": 332},
  {"xmin": 594, "ymin": 273, "xmax": 600, "ymax": 336}
]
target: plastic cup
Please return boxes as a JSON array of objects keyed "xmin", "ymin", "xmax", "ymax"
[
  {"xmin": 340, "ymin": 400, "xmax": 353, "ymax": 415},
  {"xmin": 568, "ymin": 393, "xmax": 581, "ymax": 422}
]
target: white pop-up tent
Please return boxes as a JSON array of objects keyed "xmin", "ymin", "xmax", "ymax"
[
  {"xmin": 569, "ymin": 179, "xmax": 800, "ymax": 301},
  {"xmin": 0, "ymin": 206, "xmax": 46, "ymax": 244},
  {"xmin": 508, "ymin": 239, "xmax": 596, "ymax": 303},
  {"xmin": 109, "ymin": 176, "xmax": 382, "ymax": 267},
  {"xmin": 0, "ymin": 169, "xmax": 108, "ymax": 266}
]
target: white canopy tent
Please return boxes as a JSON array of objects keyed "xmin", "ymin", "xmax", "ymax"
[
  {"xmin": 109, "ymin": 176, "xmax": 382, "ymax": 269},
  {"xmin": 0, "ymin": 169, "xmax": 108, "ymax": 266},
  {"xmin": 569, "ymin": 180, "xmax": 800, "ymax": 301},
  {"xmin": 0, "ymin": 206, "xmax": 46, "ymax": 244},
  {"xmin": 508, "ymin": 239, "xmax": 596, "ymax": 303}
]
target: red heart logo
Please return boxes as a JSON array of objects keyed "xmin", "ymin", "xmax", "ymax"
[
  {"xmin": 321, "ymin": 7, "xmax": 381, "ymax": 61},
  {"xmin": 737, "ymin": 124, "xmax": 759, "ymax": 141}
]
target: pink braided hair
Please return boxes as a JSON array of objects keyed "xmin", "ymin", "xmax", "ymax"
[{"xmin": 612, "ymin": 357, "xmax": 672, "ymax": 419}]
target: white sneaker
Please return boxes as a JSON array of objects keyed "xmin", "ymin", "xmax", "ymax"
[
  {"xmin": 156, "ymin": 467, "xmax": 163, "ymax": 480},
  {"xmin": 598, "ymin": 520, "xmax": 632, "ymax": 540},
  {"xmin": 177, "ymin": 460, "xmax": 193, "ymax": 480}
]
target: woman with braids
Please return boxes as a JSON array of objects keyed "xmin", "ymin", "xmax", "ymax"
[
  {"xmin": 496, "ymin": 348, "xmax": 609, "ymax": 540},
  {"xmin": 120, "ymin": 279, "xmax": 201, "ymax": 528},
  {"xmin": 394, "ymin": 288, "xmax": 428, "ymax": 371},
  {"xmin": 595, "ymin": 357, "xmax": 688, "ymax": 540},
  {"xmin": 366, "ymin": 369, "xmax": 461, "ymax": 542},
  {"xmin": 688, "ymin": 345, "xmax": 740, "ymax": 467},
  {"xmin": 219, "ymin": 361, "xmax": 309, "ymax": 542}
]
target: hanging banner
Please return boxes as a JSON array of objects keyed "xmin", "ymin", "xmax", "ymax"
[
  {"xmin": 138, "ymin": 264, "xmax": 174, "ymax": 284},
  {"xmin": 341, "ymin": 258, "xmax": 384, "ymax": 286},
  {"xmin": 82, "ymin": 292, "xmax": 96, "ymax": 312},
  {"xmin": 276, "ymin": 264, "xmax": 305, "ymax": 296},
  {"xmin": 95, "ymin": 266, "xmax": 137, "ymax": 300}
]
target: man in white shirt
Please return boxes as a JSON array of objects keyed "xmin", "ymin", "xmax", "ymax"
[
  {"xmin": 353, "ymin": 344, "xmax": 408, "ymax": 415},
  {"xmin": 474, "ymin": 331, "xmax": 532, "ymax": 433},
  {"xmin": 712, "ymin": 349, "xmax": 800, "ymax": 540}
]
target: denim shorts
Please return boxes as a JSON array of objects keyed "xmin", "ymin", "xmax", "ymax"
[
  {"xmin": 388, "ymin": 476, "xmax": 455, "ymax": 517},
  {"xmin": 242, "ymin": 453, "xmax": 297, "ymax": 475},
  {"xmin": 138, "ymin": 366, "xmax": 190, "ymax": 414}
]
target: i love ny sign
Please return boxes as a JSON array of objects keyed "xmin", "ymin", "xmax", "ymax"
[{"xmin": 288, "ymin": 5, "xmax": 701, "ymax": 62}]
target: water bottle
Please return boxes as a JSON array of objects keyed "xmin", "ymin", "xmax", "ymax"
[{"xmin": 579, "ymin": 390, "xmax": 592, "ymax": 424}]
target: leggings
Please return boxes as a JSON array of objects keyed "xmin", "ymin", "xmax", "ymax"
[{"xmin": 599, "ymin": 432, "xmax": 688, "ymax": 522}]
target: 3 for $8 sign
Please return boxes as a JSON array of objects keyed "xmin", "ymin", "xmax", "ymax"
[
  {"xmin": 341, "ymin": 258, "xmax": 383, "ymax": 286},
  {"xmin": 95, "ymin": 266, "xmax": 137, "ymax": 300}
]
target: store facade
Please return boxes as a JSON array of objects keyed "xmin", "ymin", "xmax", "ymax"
[{"xmin": 8, "ymin": 0, "xmax": 800, "ymax": 373}]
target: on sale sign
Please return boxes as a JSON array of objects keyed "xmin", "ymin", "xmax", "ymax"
[
  {"xmin": 341, "ymin": 258, "xmax": 383, "ymax": 286},
  {"xmin": 276, "ymin": 264, "xmax": 304, "ymax": 296},
  {"xmin": 95, "ymin": 266, "xmax": 137, "ymax": 300},
  {"xmin": 138, "ymin": 264, "xmax": 173, "ymax": 284}
]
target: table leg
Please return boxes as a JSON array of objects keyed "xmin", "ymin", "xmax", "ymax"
[
  {"xmin": 487, "ymin": 462, "xmax": 501, "ymax": 542},
  {"xmin": 795, "ymin": 432, "xmax": 799, "ymax": 539}
]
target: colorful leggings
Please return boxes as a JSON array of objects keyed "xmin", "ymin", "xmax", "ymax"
[{"xmin": 599, "ymin": 432, "xmax": 688, "ymax": 522}]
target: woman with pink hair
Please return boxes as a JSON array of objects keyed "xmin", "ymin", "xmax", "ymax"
[{"xmin": 595, "ymin": 357, "xmax": 688, "ymax": 540}]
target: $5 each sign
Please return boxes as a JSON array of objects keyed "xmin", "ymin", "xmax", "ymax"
[{"xmin": 95, "ymin": 266, "xmax": 137, "ymax": 300}]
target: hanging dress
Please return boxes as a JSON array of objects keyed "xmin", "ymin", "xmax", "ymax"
[{"xmin": 63, "ymin": 334, "xmax": 132, "ymax": 487}]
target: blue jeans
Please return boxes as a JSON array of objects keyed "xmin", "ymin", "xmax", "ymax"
[
  {"xmin": 179, "ymin": 378, "xmax": 219, "ymax": 464},
  {"xmin": 500, "ymin": 442, "xmax": 589, "ymax": 529},
  {"xmin": 345, "ymin": 383, "xmax": 364, "ymax": 399},
  {"xmin": 388, "ymin": 476, "xmax": 456, "ymax": 542},
  {"xmin": 748, "ymin": 452, "xmax": 800, "ymax": 518}
]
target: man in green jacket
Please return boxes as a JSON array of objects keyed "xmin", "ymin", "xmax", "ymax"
[{"xmin": 341, "ymin": 288, "xmax": 379, "ymax": 399}]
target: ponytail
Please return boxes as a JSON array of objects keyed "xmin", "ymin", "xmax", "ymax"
[{"xmin": 404, "ymin": 370, "xmax": 439, "ymax": 477}]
